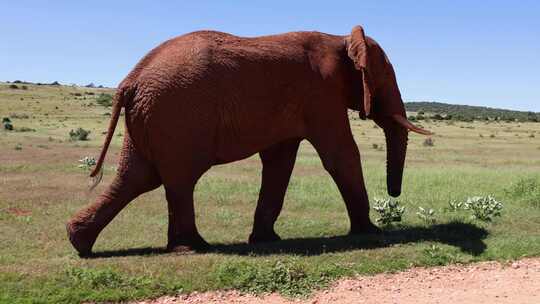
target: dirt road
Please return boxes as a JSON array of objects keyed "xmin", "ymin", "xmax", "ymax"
[{"xmin": 136, "ymin": 258, "xmax": 540, "ymax": 304}]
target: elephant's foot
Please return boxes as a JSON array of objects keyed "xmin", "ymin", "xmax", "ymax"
[
  {"xmin": 248, "ymin": 230, "xmax": 281, "ymax": 244},
  {"xmin": 349, "ymin": 220, "xmax": 382, "ymax": 235},
  {"xmin": 66, "ymin": 221, "xmax": 98, "ymax": 257},
  {"xmin": 167, "ymin": 234, "xmax": 210, "ymax": 254}
]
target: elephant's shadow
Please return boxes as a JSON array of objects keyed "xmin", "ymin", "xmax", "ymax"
[{"xmin": 87, "ymin": 221, "xmax": 488, "ymax": 259}]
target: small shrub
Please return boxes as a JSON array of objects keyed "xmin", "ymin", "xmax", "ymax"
[
  {"xmin": 78, "ymin": 156, "xmax": 97, "ymax": 171},
  {"xmin": 423, "ymin": 245, "xmax": 458, "ymax": 266},
  {"xmin": 447, "ymin": 200, "xmax": 464, "ymax": 211},
  {"xmin": 416, "ymin": 207, "xmax": 436, "ymax": 224},
  {"xmin": 505, "ymin": 177, "xmax": 540, "ymax": 207},
  {"xmin": 2, "ymin": 117, "xmax": 11, "ymax": 123},
  {"xmin": 15, "ymin": 127, "xmax": 36, "ymax": 132},
  {"xmin": 14, "ymin": 143, "xmax": 22, "ymax": 150},
  {"xmin": 372, "ymin": 198, "xmax": 405, "ymax": 226},
  {"xmin": 423, "ymin": 137, "xmax": 434, "ymax": 147},
  {"xmin": 372, "ymin": 143, "xmax": 378, "ymax": 150},
  {"xmin": 3, "ymin": 121, "xmax": 13, "ymax": 130},
  {"xmin": 490, "ymin": 134, "xmax": 496, "ymax": 138},
  {"xmin": 529, "ymin": 133, "xmax": 535, "ymax": 138},
  {"xmin": 215, "ymin": 259, "xmax": 332, "ymax": 297},
  {"xmin": 21, "ymin": 85, "xmax": 28, "ymax": 90},
  {"xmin": 463, "ymin": 196, "xmax": 503, "ymax": 222},
  {"xmin": 96, "ymin": 93, "xmax": 113, "ymax": 107},
  {"xmin": 69, "ymin": 128, "xmax": 91, "ymax": 141},
  {"xmin": 9, "ymin": 113, "xmax": 29, "ymax": 119},
  {"xmin": 8, "ymin": 84, "xmax": 18, "ymax": 89}
]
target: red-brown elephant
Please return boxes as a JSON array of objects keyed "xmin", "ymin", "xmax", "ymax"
[{"xmin": 66, "ymin": 25, "xmax": 430, "ymax": 256}]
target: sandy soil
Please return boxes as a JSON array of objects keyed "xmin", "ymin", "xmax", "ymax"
[{"xmin": 136, "ymin": 258, "xmax": 540, "ymax": 304}]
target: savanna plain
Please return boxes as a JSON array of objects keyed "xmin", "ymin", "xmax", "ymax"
[{"xmin": 1, "ymin": 82, "xmax": 539, "ymax": 303}]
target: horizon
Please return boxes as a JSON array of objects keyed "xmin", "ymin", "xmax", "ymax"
[{"xmin": 1, "ymin": 1, "xmax": 539, "ymax": 111}]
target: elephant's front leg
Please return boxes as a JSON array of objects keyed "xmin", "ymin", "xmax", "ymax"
[
  {"xmin": 308, "ymin": 119, "xmax": 380, "ymax": 235},
  {"xmin": 249, "ymin": 138, "xmax": 301, "ymax": 244}
]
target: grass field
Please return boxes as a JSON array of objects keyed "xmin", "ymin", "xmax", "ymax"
[{"xmin": 1, "ymin": 82, "xmax": 540, "ymax": 303}]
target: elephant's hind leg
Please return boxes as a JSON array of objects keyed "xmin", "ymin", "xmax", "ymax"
[
  {"xmin": 66, "ymin": 137, "xmax": 161, "ymax": 256},
  {"xmin": 164, "ymin": 183, "xmax": 210, "ymax": 253},
  {"xmin": 249, "ymin": 138, "xmax": 301, "ymax": 244}
]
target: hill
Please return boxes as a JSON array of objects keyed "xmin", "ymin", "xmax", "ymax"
[{"xmin": 405, "ymin": 101, "xmax": 539, "ymax": 122}]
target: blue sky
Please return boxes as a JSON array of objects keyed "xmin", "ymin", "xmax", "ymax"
[{"xmin": 1, "ymin": 1, "xmax": 539, "ymax": 111}]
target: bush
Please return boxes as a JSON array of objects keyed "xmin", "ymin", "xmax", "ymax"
[
  {"xmin": 423, "ymin": 137, "xmax": 434, "ymax": 147},
  {"xmin": 69, "ymin": 128, "xmax": 91, "ymax": 141},
  {"xmin": 431, "ymin": 114, "xmax": 444, "ymax": 120},
  {"xmin": 8, "ymin": 84, "xmax": 18, "ymax": 89},
  {"xmin": 416, "ymin": 207, "xmax": 436, "ymax": 224},
  {"xmin": 96, "ymin": 93, "xmax": 113, "ymax": 107},
  {"xmin": 505, "ymin": 177, "xmax": 540, "ymax": 207},
  {"xmin": 10, "ymin": 113, "xmax": 29, "ymax": 119},
  {"xmin": 373, "ymin": 198, "xmax": 405, "ymax": 226},
  {"xmin": 447, "ymin": 200, "xmax": 464, "ymax": 211},
  {"xmin": 215, "ymin": 259, "xmax": 339, "ymax": 297},
  {"xmin": 78, "ymin": 156, "xmax": 97, "ymax": 171},
  {"xmin": 3, "ymin": 118, "xmax": 13, "ymax": 130},
  {"xmin": 463, "ymin": 196, "xmax": 503, "ymax": 222},
  {"xmin": 15, "ymin": 127, "xmax": 36, "ymax": 132}
]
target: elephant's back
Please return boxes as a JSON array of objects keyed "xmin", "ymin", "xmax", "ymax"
[{"xmin": 119, "ymin": 30, "xmax": 344, "ymax": 162}]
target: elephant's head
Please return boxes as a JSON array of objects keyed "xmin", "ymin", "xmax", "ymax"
[{"xmin": 345, "ymin": 25, "xmax": 431, "ymax": 197}]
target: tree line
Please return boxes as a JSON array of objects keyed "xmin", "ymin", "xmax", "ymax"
[{"xmin": 405, "ymin": 102, "xmax": 540, "ymax": 122}]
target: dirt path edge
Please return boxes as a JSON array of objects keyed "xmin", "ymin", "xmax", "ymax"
[{"xmin": 135, "ymin": 258, "xmax": 540, "ymax": 304}]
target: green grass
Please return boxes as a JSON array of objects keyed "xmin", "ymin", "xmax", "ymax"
[{"xmin": 1, "ymin": 82, "xmax": 540, "ymax": 303}]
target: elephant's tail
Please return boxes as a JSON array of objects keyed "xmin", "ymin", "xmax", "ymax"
[{"xmin": 88, "ymin": 86, "xmax": 130, "ymax": 190}]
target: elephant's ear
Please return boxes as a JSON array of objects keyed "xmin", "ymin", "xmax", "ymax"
[{"xmin": 346, "ymin": 25, "xmax": 372, "ymax": 118}]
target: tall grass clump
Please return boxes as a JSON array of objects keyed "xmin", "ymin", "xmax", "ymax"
[
  {"xmin": 96, "ymin": 93, "xmax": 113, "ymax": 107},
  {"xmin": 214, "ymin": 259, "xmax": 346, "ymax": 297},
  {"xmin": 69, "ymin": 128, "xmax": 91, "ymax": 141},
  {"xmin": 505, "ymin": 177, "xmax": 540, "ymax": 207}
]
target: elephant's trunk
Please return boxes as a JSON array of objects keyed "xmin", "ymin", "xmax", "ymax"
[{"xmin": 384, "ymin": 125, "xmax": 408, "ymax": 197}]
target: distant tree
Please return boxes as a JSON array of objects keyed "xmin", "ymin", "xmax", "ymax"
[{"xmin": 431, "ymin": 114, "xmax": 444, "ymax": 120}]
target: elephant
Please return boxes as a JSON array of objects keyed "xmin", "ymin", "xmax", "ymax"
[{"xmin": 66, "ymin": 25, "xmax": 430, "ymax": 256}]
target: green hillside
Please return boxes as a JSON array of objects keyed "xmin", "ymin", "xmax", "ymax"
[{"xmin": 405, "ymin": 101, "xmax": 540, "ymax": 122}]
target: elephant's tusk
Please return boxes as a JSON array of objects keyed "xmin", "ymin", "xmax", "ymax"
[{"xmin": 392, "ymin": 114, "xmax": 433, "ymax": 135}]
